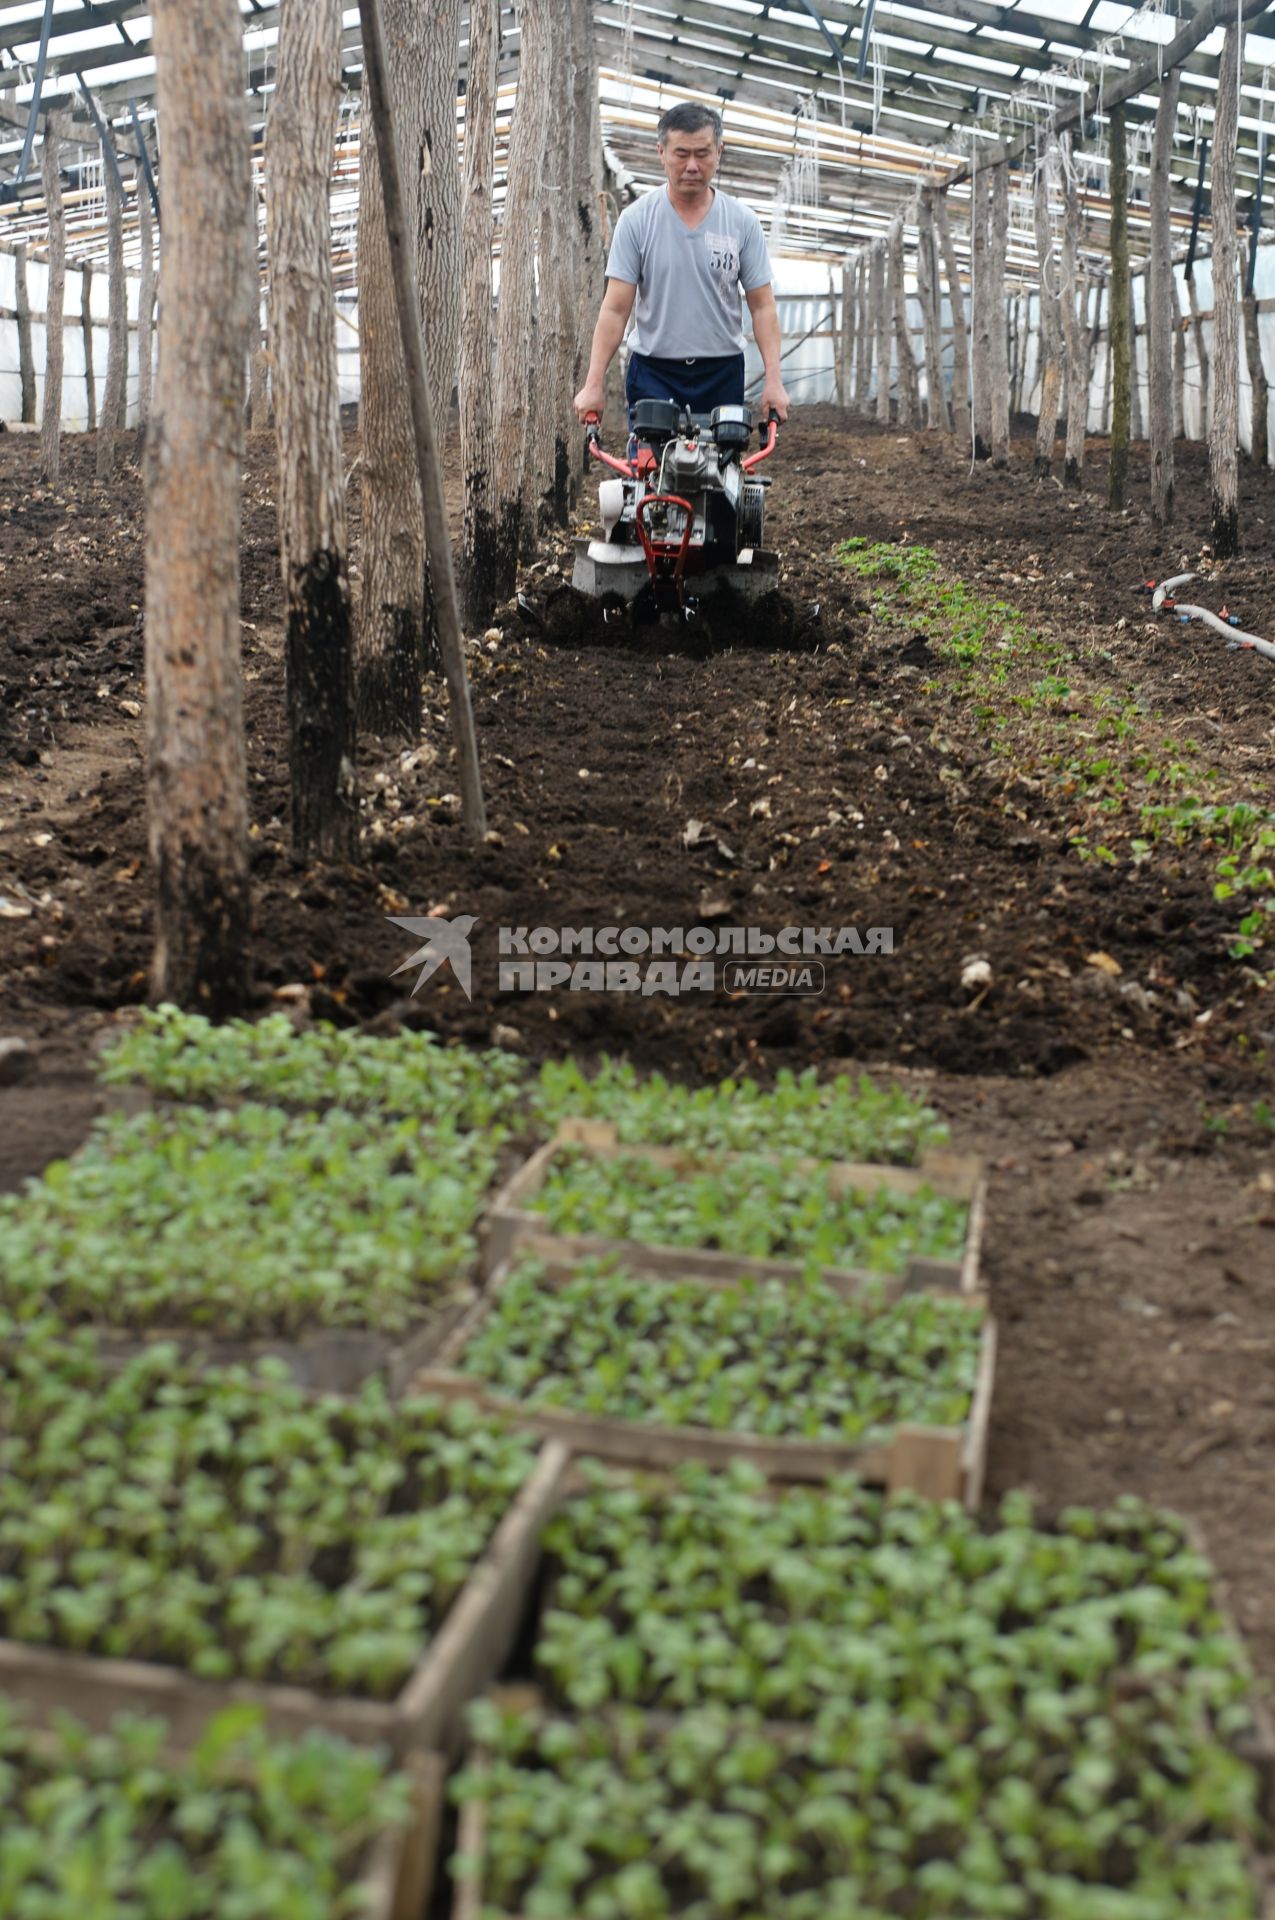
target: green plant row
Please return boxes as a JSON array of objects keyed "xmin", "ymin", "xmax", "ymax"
[
  {"xmin": 835, "ymin": 538, "xmax": 1039, "ymax": 678},
  {"xmin": 0, "ymin": 1339, "xmax": 537, "ymax": 1698},
  {"xmin": 456, "ymin": 1697, "xmax": 1258, "ymax": 1920},
  {"xmin": 530, "ymin": 1150, "xmax": 968, "ymax": 1273},
  {"xmin": 98, "ymin": 1006, "xmax": 527, "ymax": 1133},
  {"xmin": 534, "ymin": 1059, "xmax": 948, "ymax": 1165},
  {"xmin": 0, "ymin": 1698, "xmax": 412, "ymax": 1920},
  {"xmin": 536, "ymin": 1468, "xmax": 1256, "ymax": 1736},
  {"xmin": 0, "ymin": 1103, "xmax": 495, "ymax": 1338},
  {"xmin": 98, "ymin": 1010, "xmax": 949, "ymax": 1167},
  {"xmin": 458, "ymin": 1258, "xmax": 982, "ymax": 1441}
]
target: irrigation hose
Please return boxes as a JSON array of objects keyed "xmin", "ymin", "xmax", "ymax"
[{"xmin": 1150, "ymin": 572, "xmax": 1275, "ymax": 664}]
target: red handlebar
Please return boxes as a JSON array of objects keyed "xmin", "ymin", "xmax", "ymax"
[
  {"xmin": 742, "ymin": 409, "xmax": 780, "ymax": 473},
  {"xmin": 584, "ymin": 412, "xmax": 637, "ymax": 478},
  {"xmin": 585, "ymin": 408, "xmax": 778, "ymax": 478}
]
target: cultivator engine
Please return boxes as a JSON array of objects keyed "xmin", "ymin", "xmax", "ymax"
[{"xmin": 571, "ymin": 399, "xmax": 780, "ymax": 622}]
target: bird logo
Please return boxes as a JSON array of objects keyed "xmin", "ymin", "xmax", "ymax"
[{"xmin": 386, "ymin": 914, "xmax": 477, "ymax": 999}]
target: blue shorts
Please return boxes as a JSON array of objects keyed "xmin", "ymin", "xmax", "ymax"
[{"xmin": 625, "ymin": 350, "xmax": 746, "ymax": 425}]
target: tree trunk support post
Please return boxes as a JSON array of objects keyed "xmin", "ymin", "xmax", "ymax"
[
  {"xmin": 268, "ymin": 0, "xmax": 360, "ymax": 863},
  {"xmin": 15, "ymin": 244, "xmax": 36, "ymax": 424},
  {"xmin": 40, "ymin": 115, "xmax": 66, "ymax": 482},
  {"xmin": 459, "ymin": 0, "xmax": 500, "ymax": 626},
  {"xmin": 358, "ymin": 0, "xmax": 487, "ymax": 842},
  {"xmin": 935, "ymin": 185, "xmax": 970, "ymax": 444},
  {"xmin": 1210, "ymin": 20, "xmax": 1242, "ymax": 554},
  {"xmin": 1108, "ymin": 103, "xmax": 1132, "ymax": 510},
  {"xmin": 146, "ymin": 0, "xmax": 254, "ymax": 1013},
  {"xmin": 1148, "ymin": 69, "xmax": 1180, "ymax": 522}
]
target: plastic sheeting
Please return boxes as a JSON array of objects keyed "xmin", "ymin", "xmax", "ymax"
[{"xmin": 0, "ymin": 247, "xmax": 147, "ymax": 431}]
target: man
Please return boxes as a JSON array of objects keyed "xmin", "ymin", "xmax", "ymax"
[{"xmin": 573, "ymin": 102, "xmax": 790, "ymax": 429}]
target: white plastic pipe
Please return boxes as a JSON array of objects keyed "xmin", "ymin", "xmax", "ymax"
[{"xmin": 1151, "ymin": 572, "xmax": 1275, "ymax": 663}]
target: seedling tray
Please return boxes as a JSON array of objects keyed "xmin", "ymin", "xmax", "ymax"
[
  {"xmin": 361, "ymin": 1754, "xmax": 446, "ymax": 1920},
  {"xmin": 85, "ymin": 1290, "xmax": 476, "ymax": 1396},
  {"xmin": 0, "ymin": 1439, "xmax": 570, "ymax": 1760},
  {"xmin": 452, "ymin": 1598, "xmax": 1275, "ymax": 1920},
  {"xmin": 411, "ymin": 1255, "xmax": 996, "ymax": 1506},
  {"xmin": 481, "ymin": 1120, "xmax": 986, "ymax": 1298}
]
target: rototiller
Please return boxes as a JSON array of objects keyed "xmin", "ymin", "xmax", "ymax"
[{"xmin": 571, "ymin": 398, "xmax": 780, "ymax": 622}]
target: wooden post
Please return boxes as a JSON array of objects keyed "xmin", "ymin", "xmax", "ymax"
[
  {"xmin": 971, "ymin": 164, "xmax": 991, "ymax": 456},
  {"xmin": 40, "ymin": 115, "xmax": 66, "ymax": 482},
  {"xmin": 989, "ymin": 155, "xmax": 1010, "ymax": 467},
  {"xmin": 1242, "ymin": 146, "xmax": 1269, "ymax": 468},
  {"xmin": 1101, "ymin": 278, "xmax": 1114, "ymax": 434},
  {"xmin": 539, "ymin": 0, "xmax": 580, "ymax": 528},
  {"xmin": 1171, "ymin": 270, "xmax": 1186, "ymax": 439},
  {"xmin": 1242, "ymin": 289, "xmax": 1269, "ymax": 468},
  {"xmin": 356, "ymin": 20, "xmax": 424, "ymax": 738},
  {"xmin": 267, "ymin": 0, "xmax": 359, "ymax": 862},
  {"xmin": 1148, "ymin": 69, "xmax": 1180, "ymax": 522},
  {"xmin": 855, "ymin": 247, "xmax": 872, "ymax": 405},
  {"xmin": 146, "ymin": 0, "xmax": 254, "ymax": 1013},
  {"xmin": 136, "ymin": 150, "xmax": 156, "ymax": 433},
  {"xmin": 837, "ymin": 253, "xmax": 852, "ymax": 408},
  {"xmin": 1008, "ymin": 294, "xmax": 1021, "ymax": 417},
  {"xmin": 1033, "ymin": 142, "xmax": 1063, "ymax": 475},
  {"xmin": 1127, "ymin": 267, "xmax": 1144, "ymax": 443},
  {"xmin": 1210, "ymin": 20, "xmax": 1242, "ymax": 554},
  {"xmin": 1061, "ymin": 133, "xmax": 1086, "ymax": 487},
  {"xmin": 871, "ymin": 237, "xmax": 890, "ymax": 423},
  {"xmin": 358, "ymin": 0, "xmax": 487, "ymax": 840},
  {"xmin": 1108, "ymin": 102, "xmax": 1131, "ymax": 509},
  {"xmin": 416, "ymin": 0, "xmax": 462, "ymax": 425},
  {"xmin": 491, "ymin": 0, "xmax": 550, "ymax": 597},
  {"xmin": 882, "ymin": 219, "xmax": 901, "ymax": 424},
  {"xmin": 81, "ymin": 258, "xmax": 96, "ymax": 430},
  {"xmin": 1187, "ymin": 269, "xmax": 1210, "ymax": 435},
  {"xmin": 96, "ymin": 133, "xmax": 127, "ymax": 480},
  {"xmin": 15, "ymin": 244, "xmax": 36, "ymax": 424},
  {"xmin": 935, "ymin": 186, "xmax": 970, "ymax": 442},
  {"xmin": 413, "ymin": 0, "xmax": 463, "ymax": 669},
  {"xmin": 889, "ymin": 215, "xmax": 918, "ymax": 428},
  {"xmin": 570, "ymin": 0, "xmax": 611, "ymax": 426},
  {"xmin": 459, "ymin": 0, "xmax": 499, "ymax": 624},
  {"xmin": 918, "ymin": 190, "xmax": 948, "ymax": 430}
]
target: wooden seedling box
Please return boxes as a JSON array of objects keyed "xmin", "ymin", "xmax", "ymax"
[
  {"xmin": 411, "ymin": 1253, "xmax": 996, "ymax": 1507},
  {"xmin": 0, "ymin": 1439, "xmax": 570, "ymax": 1761},
  {"xmin": 85, "ymin": 1289, "xmax": 476, "ymax": 1397},
  {"xmin": 450, "ymin": 1574, "xmax": 1275, "ymax": 1920},
  {"xmin": 64, "ymin": 1085, "xmax": 482, "ymax": 1395},
  {"xmin": 360, "ymin": 1754, "xmax": 447, "ymax": 1920},
  {"xmin": 480, "ymin": 1119, "xmax": 986, "ymax": 1299}
]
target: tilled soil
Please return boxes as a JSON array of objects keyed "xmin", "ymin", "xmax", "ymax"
[{"xmin": 2, "ymin": 409, "xmax": 1274, "ymax": 1704}]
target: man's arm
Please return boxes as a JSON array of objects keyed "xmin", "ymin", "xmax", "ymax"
[
  {"xmin": 745, "ymin": 284, "xmax": 790, "ymax": 422},
  {"xmin": 573, "ymin": 279, "xmax": 638, "ymax": 421}
]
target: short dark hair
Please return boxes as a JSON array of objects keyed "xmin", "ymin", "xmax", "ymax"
[{"xmin": 656, "ymin": 102, "xmax": 723, "ymax": 145}]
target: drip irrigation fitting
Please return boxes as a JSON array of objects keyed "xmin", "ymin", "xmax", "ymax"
[{"xmin": 1149, "ymin": 573, "xmax": 1275, "ymax": 663}]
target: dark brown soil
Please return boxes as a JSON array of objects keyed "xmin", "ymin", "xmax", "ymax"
[{"xmin": 2, "ymin": 409, "xmax": 1274, "ymax": 1729}]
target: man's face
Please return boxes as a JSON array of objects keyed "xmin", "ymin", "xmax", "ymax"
[{"xmin": 658, "ymin": 127, "xmax": 722, "ymax": 197}]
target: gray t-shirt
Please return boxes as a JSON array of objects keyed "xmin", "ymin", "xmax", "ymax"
[{"xmin": 605, "ymin": 184, "xmax": 772, "ymax": 359}]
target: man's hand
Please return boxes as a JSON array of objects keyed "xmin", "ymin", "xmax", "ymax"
[
  {"xmin": 759, "ymin": 378, "xmax": 790, "ymax": 423},
  {"xmin": 573, "ymin": 380, "xmax": 606, "ymax": 424}
]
